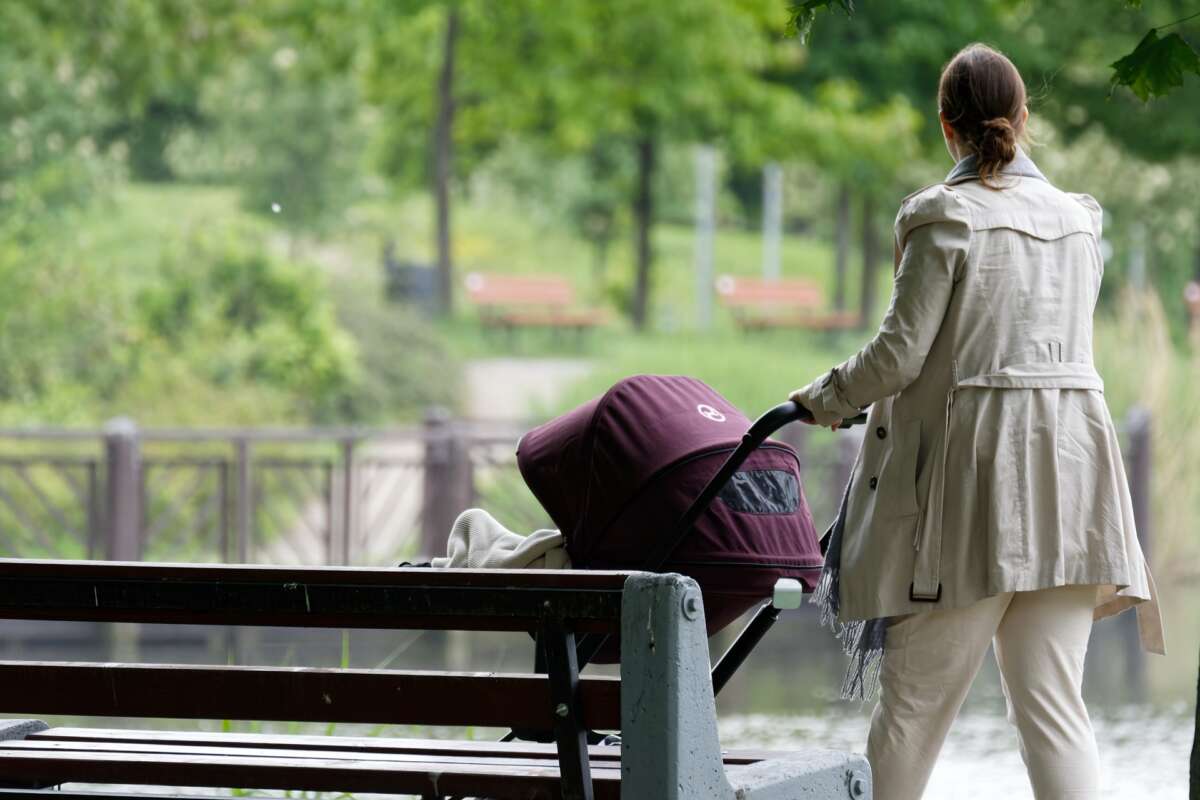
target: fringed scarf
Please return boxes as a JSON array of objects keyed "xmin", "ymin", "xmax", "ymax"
[{"xmin": 810, "ymin": 474, "xmax": 888, "ymax": 701}]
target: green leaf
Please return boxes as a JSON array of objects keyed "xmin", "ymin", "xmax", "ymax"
[
  {"xmin": 1110, "ymin": 28, "xmax": 1200, "ymax": 101},
  {"xmin": 784, "ymin": 0, "xmax": 854, "ymax": 43}
]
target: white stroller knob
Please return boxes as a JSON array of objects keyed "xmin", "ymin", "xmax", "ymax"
[{"xmin": 772, "ymin": 578, "xmax": 805, "ymax": 610}]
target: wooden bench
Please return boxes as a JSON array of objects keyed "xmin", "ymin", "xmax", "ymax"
[
  {"xmin": 0, "ymin": 559, "xmax": 871, "ymax": 799},
  {"xmin": 464, "ymin": 273, "xmax": 606, "ymax": 334},
  {"xmin": 715, "ymin": 275, "xmax": 861, "ymax": 331}
]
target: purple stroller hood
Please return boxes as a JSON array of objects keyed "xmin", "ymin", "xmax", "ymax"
[{"xmin": 517, "ymin": 375, "xmax": 823, "ymax": 652}]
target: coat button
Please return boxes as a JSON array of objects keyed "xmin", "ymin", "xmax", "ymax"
[
  {"xmin": 876, "ymin": 426, "xmax": 887, "ymax": 439},
  {"xmin": 869, "ymin": 476, "xmax": 878, "ymax": 490}
]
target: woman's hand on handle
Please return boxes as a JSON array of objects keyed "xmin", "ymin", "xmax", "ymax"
[{"xmin": 788, "ymin": 385, "xmax": 846, "ymax": 431}]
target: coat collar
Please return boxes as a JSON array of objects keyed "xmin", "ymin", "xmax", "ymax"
[{"xmin": 944, "ymin": 146, "xmax": 1049, "ymax": 186}]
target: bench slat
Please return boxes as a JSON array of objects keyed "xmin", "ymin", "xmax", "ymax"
[
  {"xmin": 0, "ymin": 662, "xmax": 621, "ymax": 730},
  {"xmin": 715, "ymin": 276, "xmax": 863, "ymax": 331},
  {"xmin": 465, "ymin": 274, "xmax": 577, "ymax": 306},
  {"xmin": 491, "ymin": 310, "xmax": 605, "ymax": 327},
  {"xmin": 464, "ymin": 274, "xmax": 606, "ymax": 332},
  {"xmin": 29, "ymin": 727, "xmax": 788, "ymax": 766},
  {"xmin": 0, "ymin": 560, "xmax": 630, "ymax": 589},
  {"xmin": 31, "ymin": 727, "xmax": 625, "ymax": 761},
  {"xmin": 0, "ymin": 790, "xmax": 221, "ymax": 800},
  {"xmin": 0, "ymin": 561, "xmax": 625, "ymax": 632},
  {"xmin": 3, "ymin": 739, "xmax": 624, "ymax": 772},
  {"xmin": 0, "ymin": 747, "xmax": 622, "ymax": 800}
]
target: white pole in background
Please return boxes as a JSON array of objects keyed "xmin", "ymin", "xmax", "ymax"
[
  {"xmin": 1129, "ymin": 221, "xmax": 1146, "ymax": 291},
  {"xmin": 694, "ymin": 145, "xmax": 717, "ymax": 330},
  {"xmin": 762, "ymin": 162, "xmax": 783, "ymax": 281}
]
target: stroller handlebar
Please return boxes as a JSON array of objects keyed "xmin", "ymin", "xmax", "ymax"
[{"xmin": 764, "ymin": 400, "xmax": 868, "ymax": 433}]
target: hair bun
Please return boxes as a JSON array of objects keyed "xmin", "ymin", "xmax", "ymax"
[
  {"xmin": 982, "ymin": 116, "xmax": 1015, "ymax": 136},
  {"xmin": 978, "ymin": 116, "xmax": 1017, "ymax": 170}
]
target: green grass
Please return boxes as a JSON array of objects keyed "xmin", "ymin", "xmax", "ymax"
[
  {"xmin": 549, "ymin": 328, "xmax": 863, "ymax": 416},
  {"xmin": 81, "ymin": 183, "xmax": 269, "ymax": 277},
  {"xmin": 86, "ymin": 181, "xmax": 888, "ymax": 347},
  {"xmin": 302, "ymin": 187, "xmax": 891, "ymax": 335},
  {"xmin": 89, "ymin": 179, "xmax": 883, "ymax": 373}
]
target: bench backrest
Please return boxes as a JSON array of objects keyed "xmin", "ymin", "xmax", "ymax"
[
  {"xmin": 465, "ymin": 272, "xmax": 577, "ymax": 307},
  {"xmin": 715, "ymin": 275, "xmax": 824, "ymax": 309},
  {"xmin": 0, "ymin": 560, "xmax": 623, "ymax": 729},
  {"xmin": 0, "ymin": 560, "xmax": 732, "ymax": 799}
]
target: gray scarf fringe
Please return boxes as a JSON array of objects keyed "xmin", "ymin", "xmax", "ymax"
[{"xmin": 810, "ymin": 474, "xmax": 888, "ymax": 702}]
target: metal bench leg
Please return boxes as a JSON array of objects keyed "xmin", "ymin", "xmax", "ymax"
[{"xmin": 543, "ymin": 620, "xmax": 594, "ymax": 800}]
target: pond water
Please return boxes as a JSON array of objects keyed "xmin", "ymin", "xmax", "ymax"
[{"xmin": 720, "ymin": 706, "xmax": 1192, "ymax": 798}]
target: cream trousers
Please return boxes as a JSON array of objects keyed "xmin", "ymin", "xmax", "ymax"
[{"xmin": 868, "ymin": 584, "xmax": 1100, "ymax": 800}]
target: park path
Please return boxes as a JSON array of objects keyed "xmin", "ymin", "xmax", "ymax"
[
  {"xmin": 462, "ymin": 357, "xmax": 594, "ymax": 421},
  {"xmin": 260, "ymin": 356, "xmax": 593, "ymax": 565}
]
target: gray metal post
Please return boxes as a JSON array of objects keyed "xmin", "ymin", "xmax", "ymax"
[
  {"xmin": 828, "ymin": 427, "xmax": 861, "ymax": 516},
  {"xmin": 1129, "ymin": 222, "xmax": 1146, "ymax": 291},
  {"xmin": 217, "ymin": 460, "xmax": 230, "ymax": 562},
  {"xmin": 422, "ymin": 407, "xmax": 468, "ymax": 560},
  {"xmin": 694, "ymin": 145, "xmax": 717, "ymax": 330},
  {"xmin": 1126, "ymin": 406, "xmax": 1152, "ymax": 557},
  {"xmin": 86, "ymin": 461, "xmax": 100, "ymax": 559},
  {"xmin": 1123, "ymin": 406, "xmax": 1152, "ymax": 700},
  {"xmin": 340, "ymin": 439, "xmax": 356, "ymax": 565},
  {"xmin": 235, "ymin": 438, "xmax": 252, "ymax": 563},
  {"xmin": 762, "ymin": 162, "xmax": 783, "ymax": 281},
  {"xmin": 103, "ymin": 418, "xmax": 142, "ymax": 662},
  {"xmin": 103, "ymin": 418, "xmax": 142, "ymax": 562}
]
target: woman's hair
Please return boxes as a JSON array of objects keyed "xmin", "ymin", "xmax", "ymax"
[{"xmin": 938, "ymin": 43, "xmax": 1027, "ymax": 188}]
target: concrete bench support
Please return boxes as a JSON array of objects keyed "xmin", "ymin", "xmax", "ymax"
[{"xmin": 620, "ymin": 573, "xmax": 872, "ymax": 800}]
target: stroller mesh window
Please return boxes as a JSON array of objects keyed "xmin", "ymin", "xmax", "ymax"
[{"xmin": 717, "ymin": 469, "xmax": 800, "ymax": 515}]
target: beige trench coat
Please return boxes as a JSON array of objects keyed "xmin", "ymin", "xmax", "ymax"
[{"xmin": 792, "ymin": 149, "xmax": 1164, "ymax": 654}]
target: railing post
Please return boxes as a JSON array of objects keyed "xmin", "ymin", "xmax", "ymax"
[
  {"xmin": 1126, "ymin": 406, "xmax": 1153, "ymax": 557},
  {"xmin": 826, "ymin": 427, "xmax": 860, "ymax": 523},
  {"xmin": 421, "ymin": 408, "xmax": 473, "ymax": 561},
  {"xmin": 234, "ymin": 439, "xmax": 252, "ymax": 563},
  {"xmin": 85, "ymin": 461, "xmax": 100, "ymax": 560},
  {"xmin": 103, "ymin": 418, "xmax": 142, "ymax": 562},
  {"xmin": 339, "ymin": 439, "xmax": 356, "ymax": 566},
  {"xmin": 102, "ymin": 418, "xmax": 142, "ymax": 662}
]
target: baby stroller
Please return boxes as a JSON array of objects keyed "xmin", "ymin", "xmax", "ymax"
[{"xmin": 509, "ymin": 374, "xmax": 864, "ymax": 709}]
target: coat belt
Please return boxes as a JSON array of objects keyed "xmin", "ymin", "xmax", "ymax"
[{"xmin": 910, "ymin": 362, "xmax": 1105, "ymax": 601}]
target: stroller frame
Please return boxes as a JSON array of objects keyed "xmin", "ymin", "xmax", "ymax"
[{"xmin": 508, "ymin": 400, "xmax": 864, "ymax": 745}]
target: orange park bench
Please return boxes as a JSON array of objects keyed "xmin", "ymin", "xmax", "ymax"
[
  {"xmin": 715, "ymin": 275, "xmax": 861, "ymax": 332},
  {"xmin": 0, "ymin": 559, "xmax": 872, "ymax": 800},
  {"xmin": 465, "ymin": 273, "xmax": 606, "ymax": 334}
]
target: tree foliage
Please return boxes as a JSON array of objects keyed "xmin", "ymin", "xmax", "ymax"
[
  {"xmin": 1110, "ymin": 24, "xmax": 1200, "ymax": 100},
  {"xmin": 796, "ymin": 0, "xmax": 1200, "ymax": 102}
]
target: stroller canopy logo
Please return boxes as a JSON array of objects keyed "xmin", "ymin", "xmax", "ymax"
[{"xmin": 697, "ymin": 404, "xmax": 726, "ymax": 423}]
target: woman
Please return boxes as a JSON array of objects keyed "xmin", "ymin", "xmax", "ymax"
[{"xmin": 790, "ymin": 43, "xmax": 1164, "ymax": 800}]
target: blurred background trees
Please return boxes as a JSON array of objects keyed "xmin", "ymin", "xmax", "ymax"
[{"xmin": 1, "ymin": 0, "xmax": 1199, "ymax": 427}]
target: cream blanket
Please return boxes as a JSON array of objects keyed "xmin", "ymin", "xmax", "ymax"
[{"xmin": 432, "ymin": 508, "xmax": 571, "ymax": 570}]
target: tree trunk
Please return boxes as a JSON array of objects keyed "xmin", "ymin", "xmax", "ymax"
[
  {"xmin": 1191, "ymin": 648, "xmax": 1199, "ymax": 799},
  {"xmin": 833, "ymin": 181, "xmax": 851, "ymax": 311},
  {"xmin": 432, "ymin": 6, "xmax": 460, "ymax": 317},
  {"xmin": 591, "ymin": 233, "xmax": 610, "ymax": 299},
  {"xmin": 1194, "ymin": 205, "xmax": 1200, "ymax": 281},
  {"xmin": 858, "ymin": 192, "xmax": 879, "ymax": 329},
  {"xmin": 631, "ymin": 135, "xmax": 657, "ymax": 330}
]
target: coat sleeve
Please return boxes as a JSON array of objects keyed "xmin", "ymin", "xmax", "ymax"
[
  {"xmin": 1068, "ymin": 192, "xmax": 1105, "ymax": 279},
  {"xmin": 791, "ymin": 186, "xmax": 972, "ymax": 424}
]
